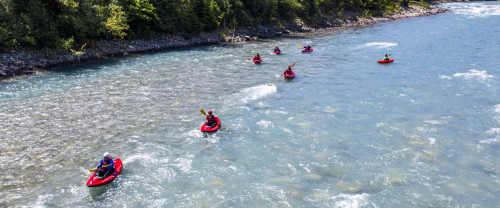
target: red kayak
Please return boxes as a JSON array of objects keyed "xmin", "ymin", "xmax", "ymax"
[
  {"xmin": 378, "ymin": 59, "xmax": 394, "ymax": 63},
  {"xmin": 87, "ymin": 158, "xmax": 123, "ymax": 187},
  {"xmin": 302, "ymin": 48, "xmax": 313, "ymax": 52},
  {"xmin": 283, "ymin": 71, "xmax": 295, "ymax": 79},
  {"xmin": 273, "ymin": 51, "xmax": 281, "ymax": 54},
  {"xmin": 201, "ymin": 117, "xmax": 221, "ymax": 132},
  {"xmin": 253, "ymin": 59, "xmax": 262, "ymax": 64}
]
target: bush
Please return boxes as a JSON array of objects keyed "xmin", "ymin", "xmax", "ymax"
[{"xmin": 0, "ymin": 0, "xmax": 435, "ymax": 49}]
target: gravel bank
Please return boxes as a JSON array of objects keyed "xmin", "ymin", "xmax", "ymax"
[{"xmin": 0, "ymin": 4, "xmax": 446, "ymax": 80}]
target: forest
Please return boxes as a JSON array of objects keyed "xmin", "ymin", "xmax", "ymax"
[{"xmin": 0, "ymin": 0, "xmax": 429, "ymax": 51}]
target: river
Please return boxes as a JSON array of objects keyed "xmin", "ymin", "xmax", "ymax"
[{"xmin": 1, "ymin": 2, "xmax": 500, "ymax": 207}]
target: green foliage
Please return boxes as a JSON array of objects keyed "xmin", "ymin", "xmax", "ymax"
[
  {"xmin": 118, "ymin": 0, "xmax": 158, "ymax": 39},
  {"xmin": 0, "ymin": 0, "xmax": 436, "ymax": 49},
  {"xmin": 103, "ymin": 3, "xmax": 129, "ymax": 39},
  {"xmin": 193, "ymin": 0, "xmax": 220, "ymax": 31}
]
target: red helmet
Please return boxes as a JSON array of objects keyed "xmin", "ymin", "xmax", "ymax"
[{"xmin": 208, "ymin": 111, "xmax": 213, "ymax": 114}]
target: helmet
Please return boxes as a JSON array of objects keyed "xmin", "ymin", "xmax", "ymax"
[
  {"xmin": 257, "ymin": 53, "xmax": 259, "ymax": 55},
  {"xmin": 103, "ymin": 152, "xmax": 110, "ymax": 157},
  {"xmin": 275, "ymin": 45, "xmax": 278, "ymax": 47},
  {"xmin": 208, "ymin": 111, "xmax": 213, "ymax": 114}
]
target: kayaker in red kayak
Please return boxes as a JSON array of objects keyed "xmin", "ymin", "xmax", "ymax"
[
  {"xmin": 305, "ymin": 45, "xmax": 312, "ymax": 50},
  {"xmin": 95, "ymin": 152, "xmax": 115, "ymax": 179},
  {"xmin": 284, "ymin": 66, "xmax": 294, "ymax": 76},
  {"xmin": 274, "ymin": 45, "xmax": 281, "ymax": 53},
  {"xmin": 253, "ymin": 53, "xmax": 262, "ymax": 62},
  {"xmin": 205, "ymin": 111, "xmax": 220, "ymax": 128}
]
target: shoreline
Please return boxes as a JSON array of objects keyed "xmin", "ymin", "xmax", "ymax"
[{"xmin": 0, "ymin": 4, "xmax": 447, "ymax": 80}]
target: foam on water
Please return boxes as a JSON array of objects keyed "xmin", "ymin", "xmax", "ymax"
[
  {"xmin": 318, "ymin": 192, "xmax": 372, "ymax": 208},
  {"xmin": 123, "ymin": 154, "xmax": 155, "ymax": 165},
  {"xmin": 453, "ymin": 69, "xmax": 494, "ymax": 80},
  {"xmin": 182, "ymin": 129, "xmax": 203, "ymax": 139},
  {"xmin": 487, "ymin": 128, "xmax": 500, "ymax": 134},
  {"xmin": 31, "ymin": 194, "xmax": 54, "ymax": 208},
  {"xmin": 428, "ymin": 137, "xmax": 436, "ymax": 145},
  {"xmin": 256, "ymin": 120, "xmax": 274, "ymax": 128},
  {"xmin": 173, "ymin": 154, "xmax": 194, "ymax": 173},
  {"xmin": 494, "ymin": 104, "xmax": 500, "ymax": 115},
  {"xmin": 482, "ymin": 105, "xmax": 500, "ymax": 144},
  {"xmin": 424, "ymin": 120, "xmax": 444, "ymax": 125},
  {"xmin": 306, "ymin": 190, "xmax": 377, "ymax": 208},
  {"xmin": 359, "ymin": 42, "xmax": 398, "ymax": 48},
  {"xmin": 439, "ymin": 75, "xmax": 452, "ymax": 80},
  {"xmin": 232, "ymin": 83, "xmax": 277, "ymax": 104},
  {"xmin": 448, "ymin": 2, "xmax": 500, "ymax": 18},
  {"xmin": 479, "ymin": 137, "xmax": 499, "ymax": 144}
]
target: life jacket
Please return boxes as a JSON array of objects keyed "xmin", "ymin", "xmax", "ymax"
[
  {"xmin": 254, "ymin": 56, "xmax": 261, "ymax": 61},
  {"xmin": 206, "ymin": 115, "xmax": 217, "ymax": 125},
  {"xmin": 284, "ymin": 69, "xmax": 293, "ymax": 75},
  {"xmin": 100, "ymin": 158, "xmax": 114, "ymax": 170}
]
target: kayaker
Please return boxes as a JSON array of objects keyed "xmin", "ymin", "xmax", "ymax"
[
  {"xmin": 205, "ymin": 111, "xmax": 220, "ymax": 128},
  {"xmin": 284, "ymin": 66, "xmax": 294, "ymax": 76},
  {"xmin": 274, "ymin": 45, "xmax": 281, "ymax": 52},
  {"xmin": 253, "ymin": 53, "xmax": 261, "ymax": 62},
  {"xmin": 383, "ymin": 54, "xmax": 390, "ymax": 60},
  {"xmin": 305, "ymin": 45, "xmax": 312, "ymax": 50},
  {"xmin": 95, "ymin": 152, "xmax": 115, "ymax": 179}
]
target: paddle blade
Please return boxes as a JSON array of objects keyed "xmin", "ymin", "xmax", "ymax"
[
  {"xmin": 88, "ymin": 169, "xmax": 95, "ymax": 172},
  {"xmin": 261, "ymin": 56, "xmax": 265, "ymax": 58},
  {"xmin": 299, "ymin": 45, "xmax": 303, "ymax": 48},
  {"xmin": 200, "ymin": 109, "xmax": 207, "ymax": 116},
  {"xmin": 312, "ymin": 45, "xmax": 316, "ymax": 46},
  {"xmin": 247, "ymin": 58, "xmax": 251, "ymax": 60},
  {"xmin": 221, "ymin": 127, "xmax": 228, "ymax": 130},
  {"xmin": 291, "ymin": 62, "xmax": 295, "ymax": 67}
]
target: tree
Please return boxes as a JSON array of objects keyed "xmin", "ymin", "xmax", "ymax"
[{"xmin": 103, "ymin": 3, "xmax": 129, "ymax": 39}]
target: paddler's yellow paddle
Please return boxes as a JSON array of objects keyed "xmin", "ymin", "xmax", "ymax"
[
  {"xmin": 299, "ymin": 45, "xmax": 316, "ymax": 47},
  {"xmin": 88, "ymin": 169, "xmax": 95, "ymax": 172},
  {"xmin": 200, "ymin": 109, "xmax": 227, "ymax": 130},
  {"xmin": 278, "ymin": 62, "xmax": 295, "ymax": 78}
]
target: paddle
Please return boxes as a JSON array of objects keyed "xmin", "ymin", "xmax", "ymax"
[
  {"xmin": 299, "ymin": 45, "xmax": 316, "ymax": 47},
  {"xmin": 200, "ymin": 109, "xmax": 227, "ymax": 130},
  {"xmin": 278, "ymin": 62, "xmax": 296, "ymax": 78},
  {"xmin": 247, "ymin": 56, "xmax": 265, "ymax": 61},
  {"xmin": 88, "ymin": 169, "xmax": 95, "ymax": 172}
]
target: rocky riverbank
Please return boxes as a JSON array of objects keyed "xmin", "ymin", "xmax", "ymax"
[{"xmin": 0, "ymin": 4, "xmax": 446, "ymax": 80}]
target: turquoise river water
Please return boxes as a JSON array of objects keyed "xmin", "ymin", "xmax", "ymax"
[{"xmin": 1, "ymin": 2, "xmax": 500, "ymax": 207}]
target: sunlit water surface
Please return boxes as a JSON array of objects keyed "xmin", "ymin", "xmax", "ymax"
[{"xmin": 1, "ymin": 2, "xmax": 500, "ymax": 207}]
